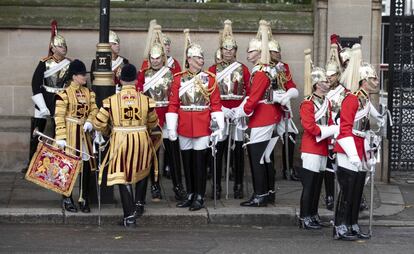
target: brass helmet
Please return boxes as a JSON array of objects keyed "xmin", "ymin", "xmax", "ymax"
[
  {"xmin": 268, "ymin": 39, "xmax": 281, "ymax": 53},
  {"xmin": 109, "ymin": 30, "xmax": 120, "ymax": 45},
  {"xmin": 247, "ymin": 38, "xmax": 261, "ymax": 53},
  {"xmin": 182, "ymin": 29, "xmax": 204, "ymax": 69},
  {"xmin": 149, "ymin": 25, "xmax": 167, "ymax": 61},
  {"xmin": 51, "ymin": 34, "xmax": 67, "ymax": 49},
  {"xmin": 359, "ymin": 62, "xmax": 378, "ymax": 81},
  {"xmin": 221, "ymin": 19, "xmax": 237, "ymax": 50},
  {"xmin": 325, "ymin": 44, "xmax": 341, "ymax": 76},
  {"xmin": 162, "ymin": 33, "xmax": 171, "ymax": 46},
  {"xmin": 311, "ymin": 67, "xmax": 328, "ymax": 85},
  {"xmin": 49, "ymin": 20, "xmax": 67, "ymax": 55}
]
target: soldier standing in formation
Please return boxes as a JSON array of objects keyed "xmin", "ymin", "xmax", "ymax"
[
  {"xmin": 334, "ymin": 44, "xmax": 379, "ymax": 240},
  {"xmin": 323, "ymin": 35, "xmax": 347, "ymax": 211},
  {"xmin": 93, "ymin": 64, "xmax": 161, "ymax": 227},
  {"xmin": 166, "ymin": 29, "xmax": 224, "ymax": 211},
  {"xmin": 23, "ymin": 21, "xmax": 71, "ymax": 173},
  {"xmin": 54, "ymin": 59, "xmax": 98, "ymax": 213},
  {"xmin": 136, "ymin": 25, "xmax": 187, "ymax": 213},
  {"xmin": 208, "ymin": 20, "xmax": 250, "ymax": 199},
  {"xmin": 299, "ymin": 50, "xmax": 338, "ymax": 229},
  {"xmin": 269, "ymin": 39, "xmax": 301, "ymax": 182}
]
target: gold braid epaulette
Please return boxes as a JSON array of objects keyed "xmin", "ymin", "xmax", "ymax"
[
  {"xmin": 194, "ymin": 70, "xmax": 216, "ymax": 102},
  {"xmin": 305, "ymin": 95, "xmax": 313, "ymax": 101},
  {"xmin": 41, "ymin": 55, "xmax": 53, "ymax": 62},
  {"xmin": 173, "ymin": 70, "xmax": 187, "ymax": 77}
]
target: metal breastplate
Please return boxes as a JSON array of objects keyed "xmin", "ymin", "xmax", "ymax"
[
  {"xmin": 44, "ymin": 58, "xmax": 70, "ymax": 88},
  {"xmin": 353, "ymin": 95, "xmax": 370, "ymax": 132},
  {"xmin": 180, "ymin": 72, "xmax": 210, "ymax": 106},
  {"xmin": 216, "ymin": 62, "xmax": 245, "ymax": 99},
  {"xmin": 113, "ymin": 56, "xmax": 125, "ymax": 80},
  {"xmin": 144, "ymin": 68, "xmax": 173, "ymax": 107},
  {"xmin": 313, "ymin": 95, "xmax": 329, "ymax": 125}
]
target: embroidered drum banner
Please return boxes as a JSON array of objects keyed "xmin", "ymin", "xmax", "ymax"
[{"xmin": 25, "ymin": 142, "xmax": 81, "ymax": 197}]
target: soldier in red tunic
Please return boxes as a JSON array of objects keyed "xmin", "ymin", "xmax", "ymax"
[
  {"xmin": 135, "ymin": 25, "xmax": 187, "ymax": 214},
  {"xmin": 333, "ymin": 44, "xmax": 379, "ymax": 240},
  {"xmin": 233, "ymin": 20, "xmax": 299, "ymax": 206},
  {"xmin": 207, "ymin": 20, "xmax": 250, "ymax": 199},
  {"xmin": 268, "ymin": 39, "xmax": 300, "ymax": 182},
  {"xmin": 166, "ymin": 30, "xmax": 224, "ymax": 211},
  {"xmin": 299, "ymin": 49, "xmax": 338, "ymax": 229}
]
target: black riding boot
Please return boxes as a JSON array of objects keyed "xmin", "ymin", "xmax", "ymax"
[
  {"xmin": 211, "ymin": 140, "xmax": 225, "ymax": 200},
  {"xmin": 22, "ymin": 117, "xmax": 47, "ymax": 173},
  {"xmin": 118, "ymin": 184, "xmax": 136, "ymax": 227},
  {"xmin": 134, "ymin": 176, "xmax": 149, "ymax": 217},
  {"xmin": 233, "ymin": 141, "xmax": 244, "ymax": 199},
  {"xmin": 177, "ymin": 149, "xmax": 194, "ymax": 208},
  {"xmin": 299, "ymin": 168, "xmax": 321, "ymax": 229},
  {"xmin": 324, "ymin": 170, "xmax": 335, "ymax": 211},
  {"xmin": 310, "ymin": 171, "xmax": 324, "ymax": 226},
  {"xmin": 190, "ymin": 149, "xmax": 208, "ymax": 211},
  {"xmin": 350, "ymin": 171, "xmax": 369, "ymax": 239},
  {"xmin": 240, "ymin": 141, "xmax": 268, "ymax": 207},
  {"xmin": 79, "ymin": 161, "xmax": 91, "ymax": 213},
  {"xmin": 164, "ymin": 139, "xmax": 186, "ymax": 201},
  {"xmin": 333, "ymin": 167, "xmax": 358, "ymax": 241},
  {"xmin": 282, "ymin": 132, "xmax": 299, "ymax": 181}
]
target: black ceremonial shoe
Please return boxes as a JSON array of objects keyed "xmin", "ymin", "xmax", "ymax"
[
  {"xmin": 151, "ymin": 184, "xmax": 162, "ymax": 201},
  {"xmin": 299, "ymin": 217, "xmax": 322, "ymax": 230},
  {"xmin": 177, "ymin": 193, "xmax": 193, "ymax": 208},
  {"xmin": 120, "ymin": 215, "xmax": 136, "ymax": 228},
  {"xmin": 240, "ymin": 194, "xmax": 267, "ymax": 207},
  {"xmin": 351, "ymin": 224, "xmax": 370, "ymax": 239},
  {"xmin": 79, "ymin": 200, "xmax": 91, "ymax": 213},
  {"xmin": 189, "ymin": 194, "xmax": 205, "ymax": 211},
  {"xmin": 333, "ymin": 225, "xmax": 358, "ymax": 241},
  {"xmin": 173, "ymin": 185, "xmax": 187, "ymax": 201},
  {"xmin": 134, "ymin": 201, "xmax": 145, "ymax": 218},
  {"xmin": 267, "ymin": 191, "xmax": 275, "ymax": 205},
  {"xmin": 62, "ymin": 197, "xmax": 78, "ymax": 213}
]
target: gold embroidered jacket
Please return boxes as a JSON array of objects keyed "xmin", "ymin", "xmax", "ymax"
[{"xmin": 93, "ymin": 85, "xmax": 161, "ymax": 186}]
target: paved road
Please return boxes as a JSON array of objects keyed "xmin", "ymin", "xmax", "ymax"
[{"xmin": 0, "ymin": 224, "xmax": 413, "ymax": 253}]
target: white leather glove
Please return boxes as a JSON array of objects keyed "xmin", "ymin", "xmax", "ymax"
[
  {"xmin": 166, "ymin": 113, "xmax": 178, "ymax": 141},
  {"xmin": 370, "ymin": 103, "xmax": 384, "ymax": 126},
  {"xmin": 222, "ymin": 106, "xmax": 235, "ymax": 120},
  {"xmin": 280, "ymin": 88, "xmax": 299, "ymax": 106},
  {"xmin": 316, "ymin": 125, "xmax": 340, "ymax": 142},
  {"xmin": 168, "ymin": 129, "xmax": 178, "ymax": 141},
  {"xmin": 56, "ymin": 139, "xmax": 66, "ymax": 149},
  {"xmin": 349, "ymin": 155, "xmax": 362, "ymax": 170},
  {"xmin": 337, "ymin": 136, "xmax": 361, "ymax": 170},
  {"xmin": 94, "ymin": 131, "xmax": 105, "ymax": 145},
  {"xmin": 83, "ymin": 121, "xmax": 93, "ymax": 132},
  {"xmin": 211, "ymin": 111, "xmax": 225, "ymax": 140},
  {"xmin": 32, "ymin": 93, "xmax": 51, "ymax": 117},
  {"xmin": 211, "ymin": 129, "xmax": 223, "ymax": 140}
]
